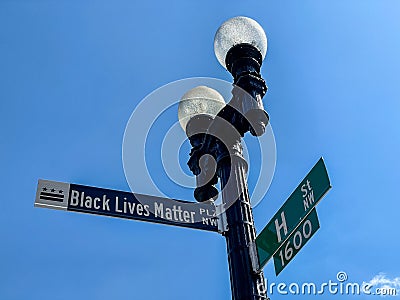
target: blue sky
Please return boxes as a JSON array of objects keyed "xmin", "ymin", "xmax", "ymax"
[{"xmin": 1, "ymin": 1, "xmax": 400, "ymax": 299}]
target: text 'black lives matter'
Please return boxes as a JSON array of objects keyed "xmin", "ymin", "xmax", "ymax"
[{"xmin": 34, "ymin": 179, "xmax": 219, "ymax": 232}]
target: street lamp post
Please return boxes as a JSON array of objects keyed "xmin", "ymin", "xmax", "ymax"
[{"xmin": 179, "ymin": 17, "xmax": 270, "ymax": 300}]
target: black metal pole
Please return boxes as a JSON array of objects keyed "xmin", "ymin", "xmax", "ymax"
[
  {"xmin": 187, "ymin": 43, "xmax": 269, "ymax": 300},
  {"xmin": 217, "ymin": 43, "xmax": 268, "ymax": 300},
  {"xmin": 216, "ymin": 134, "xmax": 267, "ymax": 300}
]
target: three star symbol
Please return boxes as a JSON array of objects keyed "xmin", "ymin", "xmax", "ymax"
[{"xmin": 42, "ymin": 187, "xmax": 63, "ymax": 194}]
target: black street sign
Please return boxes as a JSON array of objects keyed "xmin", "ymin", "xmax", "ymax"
[{"xmin": 35, "ymin": 179, "xmax": 219, "ymax": 232}]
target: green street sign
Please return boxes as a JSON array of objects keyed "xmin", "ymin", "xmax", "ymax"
[
  {"xmin": 273, "ymin": 208, "xmax": 320, "ymax": 275},
  {"xmin": 256, "ymin": 158, "xmax": 331, "ymax": 270}
]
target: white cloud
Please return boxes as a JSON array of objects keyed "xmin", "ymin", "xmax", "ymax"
[{"xmin": 363, "ymin": 273, "xmax": 400, "ymax": 297}]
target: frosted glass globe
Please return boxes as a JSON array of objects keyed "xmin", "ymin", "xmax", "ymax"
[
  {"xmin": 178, "ymin": 86, "xmax": 225, "ymax": 132},
  {"xmin": 214, "ymin": 16, "xmax": 267, "ymax": 69}
]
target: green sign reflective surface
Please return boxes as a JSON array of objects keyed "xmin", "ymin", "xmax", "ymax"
[
  {"xmin": 256, "ymin": 158, "xmax": 331, "ymax": 270},
  {"xmin": 273, "ymin": 208, "xmax": 320, "ymax": 275}
]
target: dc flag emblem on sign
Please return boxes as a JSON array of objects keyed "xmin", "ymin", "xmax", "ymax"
[{"xmin": 35, "ymin": 180, "xmax": 70, "ymax": 210}]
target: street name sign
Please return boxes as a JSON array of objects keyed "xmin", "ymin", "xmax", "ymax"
[
  {"xmin": 273, "ymin": 208, "xmax": 320, "ymax": 275},
  {"xmin": 35, "ymin": 179, "xmax": 219, "ymax": 232},
  {"xmin": 256, "ymin": 158, "xmax": 331, "ymax": 271}
]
